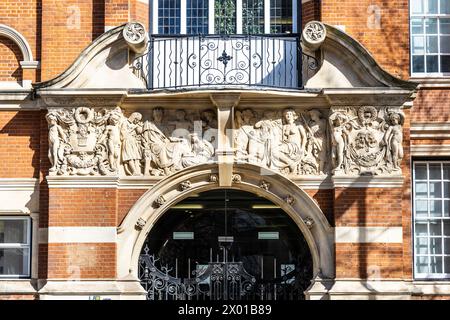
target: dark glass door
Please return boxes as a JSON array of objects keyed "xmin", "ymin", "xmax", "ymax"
[{"xmin": 139, "ymin": 189, "xmax": 313, "ymax": 300}]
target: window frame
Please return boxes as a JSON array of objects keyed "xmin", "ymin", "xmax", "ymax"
[
  {"xmin": 0, "ymin": 216, "xmax": 32, "ymax": 279},
  {"xmin": 150, "ymin": 0, "xmax": 299, "ymax": 35},
  {"xmin": 412, "ymin": 160, "xmax": 450, "ymax": 280},
  {"xmin": 410, "ymin": 0, "xmax": 450, "ymax": 77}
]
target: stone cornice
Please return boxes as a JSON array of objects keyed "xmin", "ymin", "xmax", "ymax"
[{"xmin": 332, "ymin": 175, "xmax": 404, "ymax": 188}]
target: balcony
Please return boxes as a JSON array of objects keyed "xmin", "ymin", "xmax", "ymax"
[{"xmin": 133, "ymin": 34, "xmax": 317, "ymax": 90}]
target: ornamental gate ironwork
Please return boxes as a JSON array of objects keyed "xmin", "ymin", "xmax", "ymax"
[{"xmin": 138, "ymin": 245, "xmax": 306, "ymax": 301}]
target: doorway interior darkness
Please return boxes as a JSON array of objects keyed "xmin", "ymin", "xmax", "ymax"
[{"xmin": 138, "ymin": 189, "xmax": 313, "ymax": 300}]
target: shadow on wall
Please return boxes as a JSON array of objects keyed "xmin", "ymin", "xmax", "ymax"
[{"xmin": 0, "ymin": 35, "xmax": 23, "ymax": 84}]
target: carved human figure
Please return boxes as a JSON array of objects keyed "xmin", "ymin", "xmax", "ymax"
[
  {"xmin": 121, "ymin": 112, "xmax": 143, "ymax": 175},
  {"xmin": 182, "ymin": 133, "xmax": 215, "ymax": 167},
  {"xmin": 254, "ymin": 110, "xmax": 282, "ymax": 166},
  {"xmin": 273, "ymin": 108, "xmax": 307, "ymax": 173},
  {"xmin": 142, "ymin": 108, "xmax": 189, "ymax": 176},
  {"xmin": 47, "ymin": 113, "xmax": 68, "ymax": 173},
  {"xmin": 170, "ymin": 109, "xmax": 192, "ymax": 140},
  {"xmin": 384, "ymin": 112, "xmax": 404, "ymax": 171},
  {"xmin": 101, "ymin": 113, "xmax": 122, "ymax": 172},
  {"xmin": 329, "ymin": 112, "xmax": 349, "ymax": 172},
  {"xmin": 201, "ymin": 109, "xmax": 218, "ymax": 144},
  {"xmin": 306, "ymin": 110, "xmax": 327, "ymax": 173},
  {"xmin": 235, "ymin": 109, "xmax": 261, "ymax": 163}
]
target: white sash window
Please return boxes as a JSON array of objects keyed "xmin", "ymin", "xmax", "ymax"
[
  {"xmin": 151, "ymin": 0, "xmax": 298, "ymax": 35},
  {"xmin": 410, "ymin": 0, "xmax": 450, "ymax": 75},
  {"xmin": 0, "ymin": 217, "xmax": 31, "ymax": 278}
]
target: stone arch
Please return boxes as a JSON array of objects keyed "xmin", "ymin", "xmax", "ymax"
[
  {"xmin": 0, "ymin": 24, "xmax": 38, "ymax": 68},
  {"xmin": 117, "ymin": 163, "xmax": 335, "ymax": 287}
]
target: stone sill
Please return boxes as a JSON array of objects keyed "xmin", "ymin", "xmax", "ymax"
[
  {"xmin": 0, "ymin": 279, "xmax": 37, "ymax": 294},
  {"xmin": 410, "ymin": 76, "xmax": 450, "ymax": 88}
]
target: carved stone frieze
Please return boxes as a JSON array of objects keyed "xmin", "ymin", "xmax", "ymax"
[
  {"xmin": 234, "ymin": 108, "xmax": 329, "ymax": 176},
  {"xmin": 46, "ymin": 104, "xmax": 405, "ymax": 179},
  {"xmin": 46, "ymin": 106, "xmax": 217, "ymax": 177},
  {"xmin": 329, "ymin": 106, "xmax": 404, "ymax": 175}
]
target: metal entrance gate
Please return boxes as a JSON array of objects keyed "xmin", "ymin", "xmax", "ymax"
[{"xmin": 139, "ymin": 245, "xmax": 306, "ymax": 301}]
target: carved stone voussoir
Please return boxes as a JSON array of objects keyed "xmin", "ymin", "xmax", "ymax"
[
  {"xmin": 259, "ymin": 180, "xmax": 270, "ymax": 191},
  {"xmin": 232, "ymin": 174, "xmax": 242, "ymax": 184},
  {"xmin": 179, "ymin": 180, "xmax": 192, "ymax": 191},
  {"xmin": 153, "ymin": 195, "xmax": 166, "ymax": 208},
  {"xmin": 285, "ymin": 195, "xmax": 295, "ymax": 206},
  {"xmin": 135, "ymin": 217, "xmax": 146, "ymax": 230}
]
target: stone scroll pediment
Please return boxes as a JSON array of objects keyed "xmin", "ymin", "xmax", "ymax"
[{"xmin": 46, "ymin": 105, "xmax": 405, "ymax": 178}]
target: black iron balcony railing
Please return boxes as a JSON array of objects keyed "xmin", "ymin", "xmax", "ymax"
[{"xmin": 132, "ymin": 34, "xmax": 318, "ymax": 90}]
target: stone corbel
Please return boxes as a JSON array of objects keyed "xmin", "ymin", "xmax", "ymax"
[{"xmin": 210, "ymin": 93, "xmax": 241, "ymax": 187}]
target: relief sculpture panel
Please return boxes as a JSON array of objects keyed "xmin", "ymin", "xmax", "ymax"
[
  {"xmin": 234, "ymin": 108, "xmax": 329, "ymax": 175},
  {"xmin": 46, "ymin": 105, "xmax": 404, "ymax": 178},
  {"xmin": 46, "ymin": 106, "xmax": 217, "ymax": 176},
  {"xmin": 234, "ymin": 106, "xmax": 405, "ymax": 176}
]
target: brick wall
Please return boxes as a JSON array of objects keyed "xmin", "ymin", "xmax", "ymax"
[
  {"xmin": 117, "ymin": 189, "xmax": 146, "ymax": 226},
  {"xmin": 321, "ymin": 0, "xmax": 410, "ymax": 79},
  {"xmin": 48, "ymin": 188, "xmax": 117, "ymax": 227},
  {"xmin": 0, "ymin": 111, "xmax": 40, "ymax": 178},
  {"xmin": 0, "ymin": 36, "xmax": 23, "ymax": 82},
  {"xmin": 411, "ymin": 88, "xmax": 450, "ymax": 123},
  {"xmin": 302, "ymin": 0, "xmax": 321, "ymax": 28},
  {"xmin": 0, "ymin": 0, "xmax": 40, "ymax": 82},
  {"xmin": 47, "ymin": 243, "xmax": 116, "ymax": 279}
]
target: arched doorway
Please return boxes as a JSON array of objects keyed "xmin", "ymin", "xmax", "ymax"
[{"xmin": 138, "ymin": 189, "xmax": 313, "ymax": 300}]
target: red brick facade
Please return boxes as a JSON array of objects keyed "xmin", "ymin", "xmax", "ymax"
[{"xmin": 0, "ymin": 0, "xmax": 448, "ymax": 300}]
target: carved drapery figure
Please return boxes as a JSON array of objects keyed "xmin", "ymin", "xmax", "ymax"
[
  {"xmin": 121, "ymin": 112, "xmax": 143, "ymax": 176},
  {"xmin": 47, "ymin": 112, "xmax": 68, "ymax": 173},
  {"xmin": 142, "ymin": 108, "xmax": 190, "ymax": 176}
]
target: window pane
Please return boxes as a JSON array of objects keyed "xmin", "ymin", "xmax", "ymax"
[
  {"xmin": 412, "ymin": 0, "xmax": 424, "ymax": 14},
  {"xmin": 187, "ymin": 0, "xmax": 209, "ymax": 34},
  {"xmin": 215, "ymin": 0, "xmax": 237, "ymax": 34},
  {"xmin": 416, "ymin": 256, "xmax": 429, "ymax": 273},
  {"xmin": 444, "ymin": 182, "xmax": 450, "ymax": 198},
  {"xmin": 427, "ymin": 55, "xmax": 439, "ymax": 72},
  {"xmin": 444, "ymin": 164, "xmax": 450, "ymax": 179},
  {"xmin": 270, "ymin": 0, "xmax": 293, "ymax": 33},
  {"xmin": 416, "ymin": 200, "xmax": 428, "ymax": 217},
  {"xmin": 442, "ymin": 55, "xmax": 450, "ymax": 72},
  {"xmin": 425, "ymin": 18, "xmax": 438, "ymax": 34},
  {"xmin": 243, "ymin": 0, "xmax": 265, "ymax": 34},
  {"xmin": 413, "ymin": 55, "xmax": 425, "ymax": 72},
  {"xmin": 426, "ymin": 36, "xmax": 438, "ymax": 54},
  {"xmin": 429, "ymin": 163, "xmax": 442, "ymax": 179},
  {"xmin": 445, "ymin": 257, "xmax": 450, "ymax": 273},
  {"xmin": 0, "ymin": 219, "xmax": 28, "ymax": 244},
  {"xmin": 0, "ymin": 248, "xmax": 30, "ymax": 276},
  {"xmin": 416, "ymin": 237, "xmax": 429, "ymax": 254},
  {"xmin": 158, "ymin": 0, "xmax": 181, "ymax": 34},
  {"xmin": 415, "ymin": 222, "xmax": 428, "ymax": 236},
  {"xmin": 430, "ymin": 200, "xmax": 443, "ymax": 216},
  {"xmin": 412, "ymin": 36, "xmax": 425, "ymax": 54},
  {"xmin": 444, "ymin": 238, "xmax": 450, "ymax": 254},
  {"xmin": 430, "ymin": 256, "xmax": 443, "ymax": 273},
  {"xmin": 412, "ymin": 18, "xmax": 424, "ymax": 34},
  {"xmin": 444, "ymin": 200, "xmax": 450, "ymax": 216},
  {"xmin": 415, "ymin": 182, "xmax": 428, "ymax": 198},
  {"xmin": 430, "ymin": 237, "xmax": 443, "ymax": 254},
  {"xmin": 415, "ymin": 164, "xmax": 428, "ymax": 179},
  {"xmin": 427, "ymin": 0, "xmax": 439, "ymax": 13},
  {"xmin": 441, "ymin": 36, "xmax": 450, "ymax": 53},
  {"xmin": 430, "ymin": 221, "xmax": 442, "ymax": 235},
  {"xmin": 441, "ymin": 0, "xmax": 450, "ymax": 14},
  {"xmin": 429, "ymin": 181, "xmax": 442, "ymax": 198},
  {"xmin": 445, "ymin": 220, "xmax": 450, "ymax": 234},
  {"xmin": 440, "ymin": 18, "xmax": 450, "ymax": 34}
]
